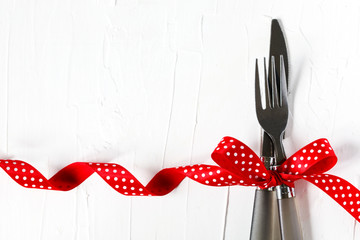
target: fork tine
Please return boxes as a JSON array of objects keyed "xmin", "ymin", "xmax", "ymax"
[
  {"xmin": 263, "ymin": 58, "xmax": 271, "ymax": 109},
  {"xmin": 279, "ymin": 55, "xmax": 288, "ymax": 108},
  {"xmin": 270, "ymin": 56, "xmax": 279, "ymax": 108},
  {"xmin": 255, "ymin": 59, "xmax": 262, "ymax": 111}
]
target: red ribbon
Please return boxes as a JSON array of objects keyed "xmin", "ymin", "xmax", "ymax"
[{"xmin": 0, "ymin": 136, "xmax": 359, "ymax": 222}]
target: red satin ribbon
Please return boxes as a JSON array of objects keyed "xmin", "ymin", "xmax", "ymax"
[{"xmin": 0, "ymin": 136, "xmax": 359, "ymax": 222}]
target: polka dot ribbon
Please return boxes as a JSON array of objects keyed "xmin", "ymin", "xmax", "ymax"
[{"xmin": 0, "ymin": 136, "xmax": 359, "ymax": 222}]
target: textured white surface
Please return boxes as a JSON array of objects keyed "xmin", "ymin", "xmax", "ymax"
[{"xmin": 0, "ymin": 0, "xmax": 359, "ymax": 239}]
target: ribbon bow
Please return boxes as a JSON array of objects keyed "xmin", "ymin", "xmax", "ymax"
[{"xmin": 0, "ymin": 137, "xmax": 359, "ymax": 222}]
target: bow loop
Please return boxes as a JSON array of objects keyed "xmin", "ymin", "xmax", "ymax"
[
  {"xmin": 277, "ymin": 138, "xmax": 337, "ymax": 176},
  {"xmin": 211, "ymin": 136, "xmax": 270, "ymax": 185}
]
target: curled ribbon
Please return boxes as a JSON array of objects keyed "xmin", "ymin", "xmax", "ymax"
[{"xmin": 0, "ymin": 136, "xmax": 359, "ymax": 222}]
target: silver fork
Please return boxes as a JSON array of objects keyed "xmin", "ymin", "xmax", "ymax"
[
  {"xmin": 255, "ymin": 56, "xmax": 287, "ymax": 163},
  {"xmin": 255, "ymin": 56, "xmax": 302, "ymax": 240}
]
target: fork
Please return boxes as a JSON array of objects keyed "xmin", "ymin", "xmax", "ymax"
[
  {"xmin": 255, "ymin": 56, "xmax": 302, "ymax": 240},
  {"xmin": 255, "ymin": 56, "xmax": 287, "ymax": 164}
]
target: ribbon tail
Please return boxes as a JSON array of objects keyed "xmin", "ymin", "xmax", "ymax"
[
  {"xmin": 0, "ymin": 160, "xmax": 242, "ymax": 196},
  {"xmin": 303, "ymin": 174, "xmax": 360, "ymax": 222}
]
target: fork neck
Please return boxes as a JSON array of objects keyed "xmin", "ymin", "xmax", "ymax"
[{"xmin": 272, "ymin": 132, "xmax": 287, "ymax": 165}]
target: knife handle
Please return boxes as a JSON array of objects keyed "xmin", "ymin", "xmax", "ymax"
[
  {"xmin": 276, "ymin": 185, "xmax": 303, "ymax": 240},
  {"xmin": 250, "ymin": 188, "xmax": 281, "ymax": 240}
]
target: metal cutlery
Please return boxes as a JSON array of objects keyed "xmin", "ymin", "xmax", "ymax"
[
  {"xmin": 250, "ymin": 19, "xmax": 287, "ymax": 240},
  {"xmin": 255, "ymin": 56, "xmax": 302, "ymax": 240}
]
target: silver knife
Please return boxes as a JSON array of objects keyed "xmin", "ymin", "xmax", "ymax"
[
  {"xmin": 249, "ymin": 19, "xmax": 286, "ymax": 240},
  {"xmin": 270, "ymin": 20, "xmax": 302, "ymax": 240}
]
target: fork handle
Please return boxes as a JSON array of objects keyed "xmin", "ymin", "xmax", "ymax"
[
  {"xmin": 277, "ymin": 197, "xmax": 302, "ymax": 240},
  {"xmin": 250, "ymin": 188, "xmax": 281, "ymax": 240}
]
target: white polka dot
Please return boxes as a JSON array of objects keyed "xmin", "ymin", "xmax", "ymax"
[
  {"xmin": 115, "ymin": 185, "xmax": 119, "ymax": 188},
  {"xmin": 23, "ymin": 176, "xmax": 27, "ymax": 180}
]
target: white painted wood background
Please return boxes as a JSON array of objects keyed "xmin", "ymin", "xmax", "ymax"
[{"xmin": 0, "ymin": 0, "xmax": 359, "ymax": 239}]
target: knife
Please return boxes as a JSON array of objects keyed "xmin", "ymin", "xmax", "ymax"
[
  {"xmin": 269, "ymin": 20, "xmax": 302, "ymax": 240},
  {"xmin": 249, "ymin": 19, "xmax": 285, "ymax": 240}
]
